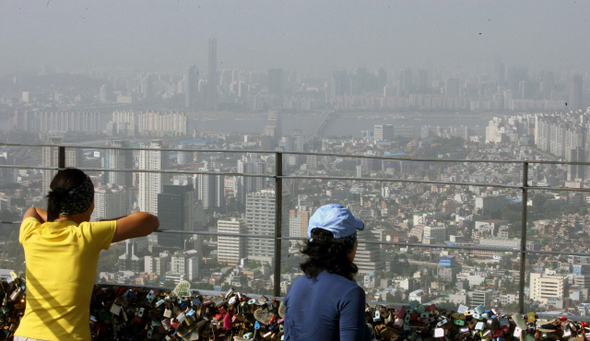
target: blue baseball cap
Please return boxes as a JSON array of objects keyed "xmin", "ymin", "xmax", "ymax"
[{"xmin": 307, "ymin": 204, "xmax": 364, "ymax": 240}]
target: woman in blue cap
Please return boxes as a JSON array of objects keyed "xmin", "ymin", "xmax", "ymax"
[{"xmin": 284, "ymin": 204, "xmax": 371, "ymax": 341}]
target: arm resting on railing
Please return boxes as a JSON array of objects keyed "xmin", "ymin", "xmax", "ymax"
[{"xmin": 111, "ymin": 212, "xmax": 160, "ymax": 243}]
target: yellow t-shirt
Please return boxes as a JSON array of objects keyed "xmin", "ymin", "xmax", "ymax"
[{"xmin": 16, "ymin": 217, "xmax": 117, "ymax": 341}]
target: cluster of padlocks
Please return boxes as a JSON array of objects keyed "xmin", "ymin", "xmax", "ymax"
[
  {"xmin": 3, "ymin": 272, "xmax": 590, "ymax": 340},
  {"xmin": 89, "ymin": 285, "xmax": 284, "ymax": 340},
  {"xmin": 366, "ymin": 300, "xmax": 589, "ymax": 340}
]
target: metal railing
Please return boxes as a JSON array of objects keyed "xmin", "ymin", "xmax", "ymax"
[{"xmin": 2, "ymin": 142, "xmax": 590, "ymax": 313}]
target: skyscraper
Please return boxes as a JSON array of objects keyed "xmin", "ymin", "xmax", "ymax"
[
  {"xmin": 138, "ymin": 140, "xmax": 165, "ymax": 214},
  {"xmin": 207, "ymin": 37, "xmax": 218, "ymax": 110},
  {"xmin": 184, "ymin": 65, "xmax": 199, "ymax": 109},
  {"xmin": 157, "ymin": 184, "xmax": 195, "ymax": 249}
]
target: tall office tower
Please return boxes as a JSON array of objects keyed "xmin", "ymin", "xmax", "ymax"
[
  {"xmin": 41, "ymin": 136, "xmax": 82, "ymax": 194},
  {"xmin": 267, "ymin": 69, "xmax": 284, "ymax": 99},
  {"xmin": 445, "ymin": 78, "xmax": 460, "ymax": 97},
  {"xmin": 184, "ymin": 65, "xmax": 199, "ymax": 109},
  {"xmin": 354, "ymin": 229, "xmax": 384, "ymax": 274},
  {"xmin": 103, "ymin": 139, "xmax": 133, "ymax": 187},
  {"xmin": 246, "ymin": 189, "xmax": 276, "ymax": 264},
  {"xmin": 118, "ymin": 239, "xmax": 142, "ymax": 273},
  {"xmin": 197, "ymin": 161, "xmax": 225, "ymax": 210},
  {"xmin": 568, "ymin": 147, "xmax": 586, "ymax": 181},
  {"xmin": 92, "ymin": 185, "xmax": 131, "ymax": 221},
  {"xmin": 374, "ymin": 124, "xmax": 394, "ymax": 142},
  {"xmin": 288, "ymin": 210, "xmax": 309, "ymax": 248},
  {"xmin": 207, "ymin": 37, "xmax": 218, "ymax": 110},
  {"xmin": 397, "ymin": 68, "xmax": 413, "ymax": 97},
  {"xmin": 217, "ymin": 218, "xmax": 247, "ymax": 265},
  {"xmin": 417, "ymin": 69, "xmax": 428, "ymax": 92},
  {"xmin": 138, "ymin": 140, "xmax": 165, "ymax": 215},
  {"xmin": 157, "ymin": 184, "xmax": 195, "ymax": 249},
  {"xmin": 374, "ymin": 67, "xmax": 387, "ymax": 92},
  {"xmin": 530, "ymin": 272, "xmax": 567, "ymax": 304},
  {"xmin": 331, "ymin": 70, "xmax": 349, "ymax": 97},
  {"xmin": 237, "ymin": 154, "xmax": 267, "ymax": 205},
  {"xmin": 571, "ymin": 74, "xmax": 584, "ymax": 111},
  {"xmin": 507, "ymin": 67, "xmax": 528, "ymax": 96}
]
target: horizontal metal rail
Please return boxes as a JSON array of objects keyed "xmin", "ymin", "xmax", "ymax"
[{"xmin": 2, "ymin": 142, "xmax": 590, "ymax": 166}]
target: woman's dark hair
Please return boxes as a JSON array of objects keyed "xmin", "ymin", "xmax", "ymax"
[
  {"xmin": 46, "ymin": 168, "xmax": 88, "ymax": 222},
  {"xmin": 300, "ymin": 228, "xmax": 358, "ymax": 281}
]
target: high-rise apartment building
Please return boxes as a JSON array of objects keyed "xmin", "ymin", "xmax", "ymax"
[
  {"xmin": 157, "ymin": 185, "xmax": 195, "ymax": 249},
  {"xmin": 103, "ymin": 139, "xmax": 133, "ymax": 187},
  {"xmin": 138, "ymin": 140, "xmax": 165, "ymax": 215},
  {"xmin": 237, "ymin": 154, "xmax": 267, "ymax": 205},
  {"xmin": 288, "ymin": 210, "xmax": 309, "ymax": 239},
  {"xmin": 217, "ymin": 218, "xmax": 247, "ymax": 265},
  {"xmin": 92, "ymin": 185, "xmax": 131, "ymax": 221},
  {"xmin": 197, "ymin": 161, "xmax": 225, "ymax": 210},
  {"xmin": 246, "ymin": 189, "xmax": 276, "ymax": 264}
]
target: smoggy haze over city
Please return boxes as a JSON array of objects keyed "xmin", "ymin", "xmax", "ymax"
[{"xmin": 2, "ymin": 0, "xmax": 590, "ymax": 75}]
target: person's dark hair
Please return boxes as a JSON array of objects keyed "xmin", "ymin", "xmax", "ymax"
[
  {"xmin": 300, "ymin": 228, "xmax": 358, "ymax": 281},
  {"xmin": 46, "ymin": 168, "xmax": 88, "ymax": 222}
]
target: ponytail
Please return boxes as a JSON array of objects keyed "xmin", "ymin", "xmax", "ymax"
[{"xmin": 46, "ymin": 188, "xmax": 67, "ymax": 222}]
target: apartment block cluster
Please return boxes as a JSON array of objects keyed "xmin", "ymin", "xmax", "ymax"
[
  {"xmin": 485, "ymin": 108, "xmax": 590, "ymax": 183},
  {"xmin": 106, "ymin": 110, "xmax": 188, "ymax": 137}
]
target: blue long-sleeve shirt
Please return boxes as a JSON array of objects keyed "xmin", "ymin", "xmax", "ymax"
[{"xmin": 284, "ymin": 271, "xmax": 372, "ymax": 341}]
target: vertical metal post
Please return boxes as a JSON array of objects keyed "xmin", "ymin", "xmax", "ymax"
[
  {"xmin": 518, "ymin": 162, "xmax": 529, "ymax": 314},
  {"xmin": 58, "ymin": 146, "xmax": 66, "ymax": 169},
  {"xmin": 273, "ymin": 152, "xmax": 283, "ymax": 297}
]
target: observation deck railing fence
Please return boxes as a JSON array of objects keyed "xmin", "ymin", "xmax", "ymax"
[{"xmin": 1, "ymin": 142, "xmax": 590, "ymax": 316}]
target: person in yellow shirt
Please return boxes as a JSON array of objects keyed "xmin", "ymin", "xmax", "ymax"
[{"xmin": 14, "ymin": 168, "xmax": 160, "ymax": 341}]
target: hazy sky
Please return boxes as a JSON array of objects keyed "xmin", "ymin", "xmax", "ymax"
[{"xmin": 2, "ymin": 1, "xmax": 590, "ymax": 75}]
